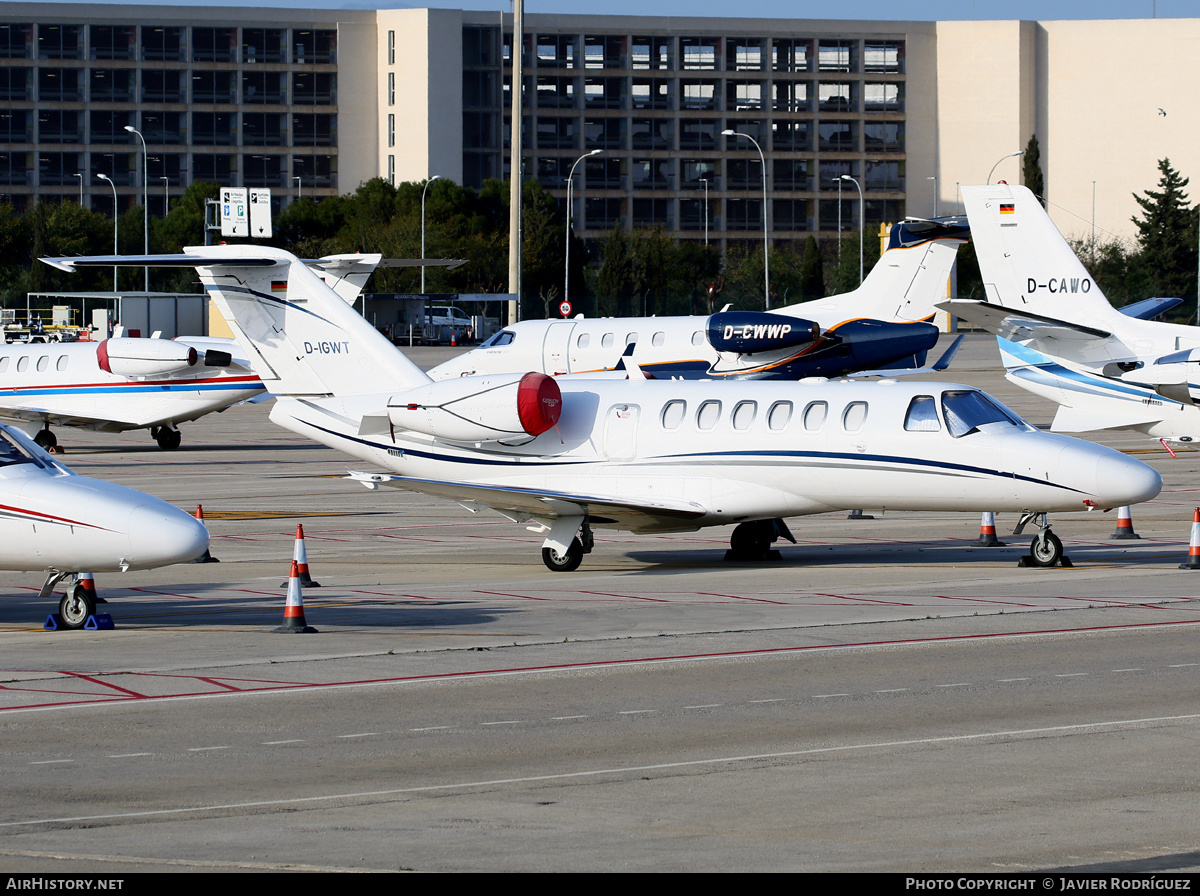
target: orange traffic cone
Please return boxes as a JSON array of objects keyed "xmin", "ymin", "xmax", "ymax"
[
  {"xmin": 273, "ymin": 560, "xmax": 318, "ymax": 633},
  {"xmin": 974, "ymin": 512, "xmax": 1005, "ymax": 547},
  {"xmin": 190, "ymin": 505, "xmax": 220, "ymax": 563},
  {"xmin": 1110, "ymin": 505, "xmax": 1141, "ymax": 540},
  {"xmin": 74, "ymin": 572, "xmax": 107, "ymax": 605},
  {"xmin": 281, "ymin": 523, "xmax": 320, "ymax": 587},
  {"xmin": 1180, "ymin": 509, "xmax": 1200, "ymax": 569}
]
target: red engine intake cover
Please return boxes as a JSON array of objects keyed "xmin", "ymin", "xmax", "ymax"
[{"xmin": 516, "ymin": 372, "xmax": 563, "ymax": 436}]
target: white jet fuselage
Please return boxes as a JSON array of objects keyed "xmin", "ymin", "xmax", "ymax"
[
  {"xmin": 0, "ymin": 427, "xmax": 209, "ymax": 572},
  {"xmin": 271, "ymin": 376, "xmax": 1159, "ymax": 531},
  {"xmin": 0, "ymin": 340, "xmax": 264, "ymax": 433}
]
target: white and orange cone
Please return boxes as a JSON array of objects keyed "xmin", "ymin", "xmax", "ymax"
[
  {"xmin": 281, "ymin": 523, "xmax": 320, "ymax": 587},
  {"xmin": 74, "ymin": 572, "xmax": 107, "ymax": 605},
  {"xmin": 1110, "ymin": 505, "xmax": 1141, "ymax": 540},
  {"xmin": 190, "ymin": 504, "xmax": 220, "ymax": 563},
  {"xmin": 1181, "ymin": 509, "xmax": 1200, "ymax": 570},
  {"xmin": 273, "ymin": 560, "xmax": 318, "ymax": 633},
  {"xmin": 974, "ymin": 512, "xmax": 1005, "ymax": 547}
]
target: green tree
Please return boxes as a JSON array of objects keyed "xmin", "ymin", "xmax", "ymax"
[
  {"xmin": 1022, "ymin": 134, "xmax": 1045, "ymax": 206},
  {"xmin": 1131, "ymin": 158, "xmax": 1198, "ymax": 302},
  {"xmin": 596, "ymin": 225, "xmax": 635, "ymax": 316},
  {"xmin": 800, "ymin": 235, "xmax": 825, "ymax": 300}
]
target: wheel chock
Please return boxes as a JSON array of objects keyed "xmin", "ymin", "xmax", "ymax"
[
  {"xmin": 44, "ymin": 614, "xmax": 63, "ymax": 631},
  {"xmin": 1017, "ymin": 554, "xmax": 1073, "ymax": 568},
  {"xmin": 84, "ymin": 614, "xmax": 115, "ymax": 631}
]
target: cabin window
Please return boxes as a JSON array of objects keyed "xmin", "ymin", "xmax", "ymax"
[
  {"xmin": 576, "ymin": 333, "xmax": 591, "ymax": 349},
  {"xmin": 661, "ymin": 399, "xmax": 686, "ymax": 429},
  {"xmin": 942, "ymin": 390, "xmax": 1028, "ymax": 438},
  {"xmin": 696, "ymin": 399, "xmax": 721, "ymax": 430},
  {"xmin": 0, "ymin": 357, "xmax": 8, "ymax": 372},
  {"xmin": 36, "ymin": 356, "xmax": 48, "ymax": 372},
  {"xmin": 842, "ymin": 401, "xmax": 868, "ymax": 432},
  {"xmin": 903, "ymin": 395, "xmax": 940, "ymax": 432},
  {"xmin": 767, "ymin": 400, "xmax": 792, "ymax": 430},
  {"xmin": 56, "ymin": 355, "xmax": 68, "ymax": 371},
  {"xmin": 601, "ymin": 332, "xmax": 615, "ymax": 348},
  {"xmin": 16, "ymin": 356, "xmax": 28, "ymax": 372},
  {"xmin": 625, "ymin": 332, "xmax": 638, "ymax": 348},
  {"xmin": 691, "ymin": 330, "xmax": 705, "ymax": 346},
  {"xmin": 802, "ymin": 400, "xmax": 827, "ymax": 431},
  {"xmin": 731, "ymin": 400, "xmax": 756, "ymax": 431},
  {"xmin": 480, "ymin": 329, "xmax": 514, "ymax": 347},
  {"xmin": 652, "ymin": 331, "xmax": 665, "ymax": 346}
]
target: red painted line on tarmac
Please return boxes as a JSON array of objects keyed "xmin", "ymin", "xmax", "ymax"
[
  {"xmin": 6, "ymin": 617, "xmax": 1200, "ymax": 714},
  {"xmin": 347, "ymin": 590, "xmax": 437, "ymax": 600},
  {"xmin": 473, "ymin": 591, "xmax": 553, "ymax": 601},
  {"xmin": 125, "ymin": 587, "xmax": 205, "ymax": 600},
  {"xmin": 578, "ymin": 591, "xmax": 672, "ymax": 603},
  {"xmin": 57, "ymin": 671, "xmax": 145, "ymax": 698},
  {"xmin": 694, "ymin": 592, "xmax": 791, "ymax": 605},
  {"xmin": 809, "ymin": 592, "xmax": 918, "ymax": 606}
]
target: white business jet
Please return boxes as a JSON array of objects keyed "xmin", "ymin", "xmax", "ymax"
[
  {"xmin": 0, "ymin": 422, "xmax": 209, "ymax": 626},
  {"xmin": 943, "ymin": 183, "xmax": 1200, "ymax": 442},
  {"xmin": 429, "ymin": 217, "xmax": 970, "ymax": 382},
  {"xmin": 44, "ymin": 247, "xmax": 1161, "ymax": 571}
]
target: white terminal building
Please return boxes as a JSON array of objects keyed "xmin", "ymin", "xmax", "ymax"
[{"xmin": 0, "ymin": 3, "xmax": 1197, "ymax": 249}]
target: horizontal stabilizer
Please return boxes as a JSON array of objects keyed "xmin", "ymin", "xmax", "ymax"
[
  {"xmin": 1050, "ymin": 405, "xmax": 1166, "ymax": 434},
  {"xmin": 939, "ymin": 299, "xmax": 1111, "ymax": 341},
  {"xmin": 42, "ymin": 254, "xmax": 279, "ymax": 271},
  {"xmin": 1119, "ymin": 297, "xmax": 1184, "ymax": 320}
]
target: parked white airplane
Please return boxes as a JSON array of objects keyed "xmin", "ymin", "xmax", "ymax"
[
  {"xmin": 428, "ymin": 217, "xmax": 970, "ymax": 382},
  {"xmin": 0, "ymin": 422, "xmax": 209, "ymax": 626},
  {"xmin": 0, "ymin": 335, "xmax": 264, "ymax": 450},
  {"xmin": 943, "ymin": 183, "xmax": 1200, "ymax": 442},
  {"xmin": 45, "ymin": 247, "xmax": 1161, "ymax": 571}
]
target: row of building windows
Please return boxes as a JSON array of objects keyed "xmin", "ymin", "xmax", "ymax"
[
  {"xmin": 0, "ymin": 110, "xmax": 336, "ymax": 147},
  {"xmin": 0, "ymin": 151, "xmax": 336, "ymax": 190},
  {"xmin": 534, "ymin": 157, "xmax": 902, "ymax": 192},
  {"xmin": 564, "ymin": 197, "xmax": 902, "ymax": 232},
  {"xmin": 0, "ymin": 67, "xmax": 336, "ymax": 105},
  {"xmin": 0, "ymin": 23, "xmax": 336, "ymax": 64},
  {"xmin": 464, "ymin": 29, "xmax": 902, "ymax": 75}
]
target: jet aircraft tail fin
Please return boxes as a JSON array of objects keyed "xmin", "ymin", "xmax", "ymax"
[
  {"xmin": 962, "ymin": 183, "xmax": 1115, "ymax": 320},
  {"xmin": 791, "ymin": 216, "xmax": 969, "ymax": 324},
  {"xmin": 42, "ymin": 247, "xmax": 432, "ymax": 398}
]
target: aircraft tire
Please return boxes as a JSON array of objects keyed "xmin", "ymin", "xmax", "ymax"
[
  {"xmin": 542, "ymin": 537, "xmax": 584, "ymax": 572},
  {"xmin": 730, "ymin": 521, "xmax": 773, "ymax": 558},
  {"xmin": 59, "ymin": 583, "xmax": 95, "ymax": 629},
  {"xmin": 1028, "ymin": 530, "xmax": 1063, "ymax": 568},
  {"xmin": 34, "ymin": 429, "xmax": 57, "ymax": 449},
  {"xmin": 155, "ymin": 428, "xmax": 182, "ymax": 450}
]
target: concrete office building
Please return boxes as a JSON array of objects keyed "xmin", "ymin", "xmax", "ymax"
[{"xmin": 0, "ymin": 3, "xmax": 1197, "ymax": 250}]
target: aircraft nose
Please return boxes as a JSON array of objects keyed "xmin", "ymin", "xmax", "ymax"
[
  {"xmin": 127, "ymin": 503, "xmax": 210, "ymax": 567},
  {"xmin": 1092, "ymin": 452, "xmax": 1162, "ymax": 508}
]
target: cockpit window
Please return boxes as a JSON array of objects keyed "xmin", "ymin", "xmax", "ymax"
[
  {"xmin": 941, "ymin": 390, "xmax": 1028, "ymax": 438},
  {"xmin": 0, "ymin": 430, "xmax": 45, "ymax": 468},
  {"xmin": 479, "ymin": 330, "xmax": 515, "ymax": 348},
  {"xmin": 903, "ymin": 395, "xmax": 941, "ymax": 432}
]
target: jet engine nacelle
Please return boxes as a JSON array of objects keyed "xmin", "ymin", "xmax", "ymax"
[
  {"xmin": 707, "ymin": 312, "xmax": 821, "ymax": 355},
  {"xmin": 1141, "ymin": 347, "xmax": 1200, "ymax": 404},
  {"xmin": 96, "ymin": 338, "xmax": 198, "ymax": 378},
  {"xmin": 387, "ymin": 371, "xmax": 562, "ymax": 445}
]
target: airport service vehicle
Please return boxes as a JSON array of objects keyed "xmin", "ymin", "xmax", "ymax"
[
  {"xmin": 943, "ymin": 183, "xmax": 1200, "ymax": 442},
  {"xmin": 46, "ymin": 246, "xmax": 1162, "ymax": 572},
  {"xmin": 0, "ymin": 423, "xmax": 210, "ymax": 625},
  {"xmin": 428, "ymin": 216, "xmax": 971, "ymax": 382}
]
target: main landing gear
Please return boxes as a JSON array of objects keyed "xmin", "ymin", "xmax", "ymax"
[
  {"xmin": 540, "ymin": 517, "xmax": 594, "ymax": 572},
  {"xmin": 150, "ymin": 425, "xmax": 182, "ymax": 450},
  {"xmin": 1013, "ymin": 512, "xmax": 1071, "ymax": 568},
  {"xmin": 725, "ymin": 518, "xmax": 797, "ymax": 562},
  {"xmin": 33, "ymin": 427, "xmax": 59, "ymax": 453}
]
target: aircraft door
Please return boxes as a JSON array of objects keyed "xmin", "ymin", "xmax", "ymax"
[
  {"xmin": 603, "ymin": 403, "xmax": 639, "ymax": 461},
  {"xmin": 543, "ymin": 321, "xmax": 575, "ymax": 376}
]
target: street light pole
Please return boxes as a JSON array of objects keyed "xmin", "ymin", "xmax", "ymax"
[
  {"xmin": 161, "ymin": 176, "xmax": 169, "ymax": 216},
  {"xmin": 927, "ymin": 175, "xmax": 937, "ymax": 216},
  {"xmin": 987, "ymin": 149, "xmax": 1025, "ymax": 185},
  {"xmin": 565, "ymin": 148, "xmax": 601, "ymax": 307},
  {"xmin": 97, "ymin": 174, "xmax": 117, "ymax": 292},
  {"xmin": 74, "ymin": 172, "xmax": 83, "ymax": 205},
  {"xmin": 700, "ymin": 177, "xmax": 709, "ymax": 246},
  {"xmin": 840, "ymin": 174, "xmax": 864, "ymax": 285},
  {"xmin": 123, "ymin": 125, "xmax": 148, "ymax": 290},
  {"xmin": 420, "ymin": 175, "xmax": 441, "ymax": 294},
  {"xmin": 294, "ymin": 175, "xmax": 301, "ymax": 201},
  {"xmin": 722, "ymin": 128, "xmax": 770, "ymax": 308}
]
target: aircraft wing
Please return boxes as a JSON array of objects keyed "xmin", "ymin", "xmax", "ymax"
[
  {"xmin": 846, "ymin": 334, "xmax": 965, "ymax": 378},
  {"xmin": 1050, "ymin": 405, "xmax": 1169, "ymax": 434},
  {"xmin": 1119, "ymin": 297, "xmax": 1184, "ymax": 320},
  {"xmin": 346, "ymin": 471, "xmax": 708, "ymax": 533},
  {"xmin": 937, "ymin": 299, "xmax": 1112, "ymax": 342}
]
